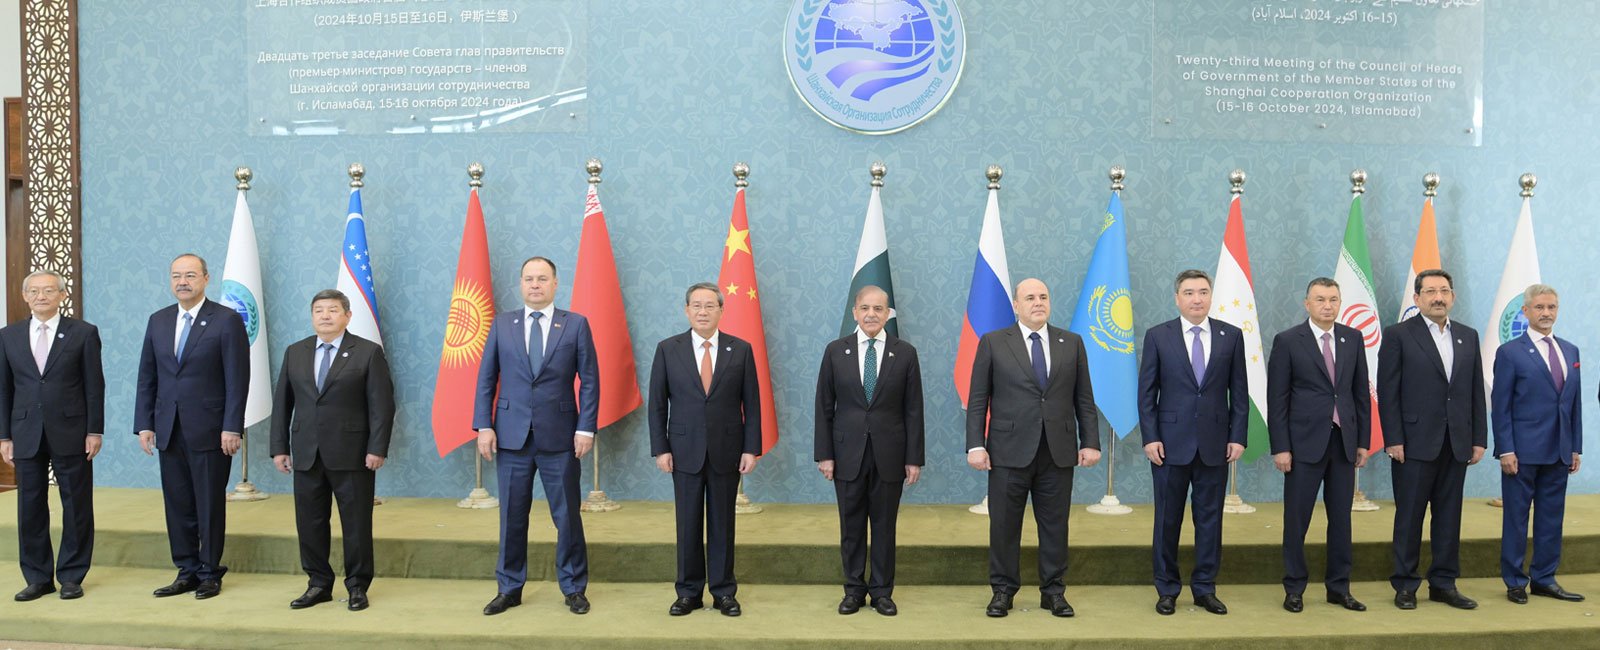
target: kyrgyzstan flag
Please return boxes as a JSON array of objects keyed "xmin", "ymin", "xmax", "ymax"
[
  {"xmin": 717, "ymin": 176, "xmax": 779, "ymax": 455},
  {"xmin": 431, "ymin": 185, "xmax": 496, "ymax": 456},
  {"xmin": 569, "ymin": 177, "xmax": 642, "ymax": 429}
]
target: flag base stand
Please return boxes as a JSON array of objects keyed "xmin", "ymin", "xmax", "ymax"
[
  {"xmin": 373, "ymin": 497, "xmax": 386, "ymax": 507},
  {"xmin": 456, "ymin": 487, "xmax": 499, "ymax": 510},
  {"xmin": 227, "ymin": 481, "xmax": 269, "ymax": 503},
  {"xmin": 968, "ymin": 496, "xmax": 989, "ymax": 516},
  {"xmin": 735, "ymin": 483, "xmax": 763, "ymax": 515},
  {"xmin": 1222, "ymin": 462, "xmax": 1256, "ymax": 514},
  {"xmin": 1087, "ymin": 495, "xmax": 1132, "ymax": 515},
  {"xmin": 1488, "ymin": 497, "xmax": 1503, "ymax": 508},
  {"xmin": 1087, "ymin": 433, "xmax": 1131, "ymax": 515},
  {"xmin": 581, "ymin": 490, "xmax": 621, "ymax": 513},
  {"xmin": 1351, "ymin": 488, "xmax": 1380, "ymax": 512}
]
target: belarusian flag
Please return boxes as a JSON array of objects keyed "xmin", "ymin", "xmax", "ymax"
[
  {"xmin": 219, "ymin": 188, "xmax": 271, "ymax": 428},
  {"xmin": 1480, "ymin": 194, "xmax": 1541, "ymax": 393},
  {"xmin": 1332, "ymin": 193, "xmax": 1385, "ymax": 452},
  {"xmin": 840, "ymin": 172, "xmax": 898, "ymax": 337},
  {"xmin": 718, "ymin": 183, "xmax": 779, "ymax": 454},
  {"xmin": 1397, "ymin": 195, "xmax": 1441, "ymax": 322},
  {"xmin": 431, "ymin": 187, "xmax": 495, "ymax": 456},
  {"xmin": 570, "ymin": 180, "xmax": 642, "ymax": 430},
  {"xmin": 1208, "ymin": 194, "xmax": 1269, "ymax": 463}
]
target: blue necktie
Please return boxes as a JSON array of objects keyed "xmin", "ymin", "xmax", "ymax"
[
  {"xmin": 863, "ymin": 339, "xmax": 878, "ymax": 403},
  {"xmin": 1190, "ymin": 325, "xmax": 1206, "ymax": 385},
  {"xmin": 1029, "ymin": 332, "xmax": 1047, "ymax": 390},
  {"xmin": 527, "ymin": 311, "xmax": 545, "ymax": 378},
  {"xmin": 176, "ymin": 313, "xmax": 194, "ymax": 362},
  {"xmin": 316, "ymin": 343, "xmax": 333, "ymax": 392}
]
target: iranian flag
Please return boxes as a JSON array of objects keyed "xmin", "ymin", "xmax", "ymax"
[
  {"xmin": 1209, "ymin": 193, "xmax": 1269, "ymax": 463},
  {"xmin": 1332, "ymin": 192, "xmax": 1385, "ymax": 452}
]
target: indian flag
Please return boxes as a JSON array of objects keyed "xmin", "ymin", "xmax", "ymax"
[
  {"xmin": 1209, "ymin": 193, "xmax": 1269, "ymax": 463},
  {"xmin": 1333, "ymin": 193, "xmax": 1385, "ymax": 452},
  {"xmin": 1397, "ymin": 194, "xmax": 1441, "ymax": 322}
]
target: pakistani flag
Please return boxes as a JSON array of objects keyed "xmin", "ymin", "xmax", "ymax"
[
  {"xmin": 1480, "ymin": 194, "xmax": 1541, "ymax": 392},
  {"xmin": 219, "ymin": 189, "xmax": 271, "ymax": 428},
  {"xmin": 1209, "ymin": 193, "xmax": 1269, "ymax": 463},
  {"xmin": 840, "ymin": 174, "xmax": 897, "ymax": 337},
  {"xmin": 1332, "ymin": 193, "xmax": 1385, "ymax": 451}
]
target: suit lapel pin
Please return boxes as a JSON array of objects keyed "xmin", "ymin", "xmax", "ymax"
[
  {"xmin": 1057, "ymin": 338, "xmax": 1065, "ymax": 343},
  {"xmin": 513, "ymin": 318, "xmax": 520, "ymax": 324},
  {"xmin": 1529, "ymin": 348, "xmax": 1538, "ymax": 354},
  {"xmin": 57, "ymin": 333, "xmax": 65, "ymax": 339},
  {"xmin": 888, "ymin": 351, "xmax": 895, "ymax": 357},
  {"xmin": 1457, "ymin": 339, "xmax": 1463, "ymax": 344},
  {"xmin": 845, "ymin": 349, "xmax": 852, "ymax": 355},
  {"xmin": 342, "ymin": 352, "xmax": 349, "ymax": 358},
  {"xmin": 200, "ymin": 320, "xmax": 208, "ymax": 326},
  {"xmin": 1574, "ymin": 362, "xmax": 1581, "ymax": 369},
  {"xmin": 1339, "ymin": 337, "xmax": 1346, "ymax": 343},
  {"xmin": 725, "ymin": 346, "xmax": 732, "ymax": 352},
  {"xmin": 553, "ymin": 322, "xmax": 563, "ymax": 328}
]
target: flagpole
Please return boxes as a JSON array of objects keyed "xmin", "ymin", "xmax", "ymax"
[
  {"xmin": 1217, "ymin": 170, "xmax": 1256, "ymax": 515},
  {"xmin": 968, "ymin": 165, "xmax": 1005, "ymax": 517},
  {"xmin": 1083, "ymin": 166, "xmax": 1133, "ymax": 516},
  {"xmin": 452, "ymin": 162, "xmax": 499, "ymax": 510},
  {"xmin": 1488, "ymin": 173, "xmax": 1538, "ymax": 511},
  {"xmin": 226, "ymin": 167, "xmax": 268, "ymax": 503},
  {"xmin": 1351, "ymin": 464, "xmax": 1378, "ymax": 511},
  {"xmin": 572, "ymin": 158, "xmax": 624, "ymax": 513},
  {"xmin": 728, "ymin": 162, "xmax": 764, "ymax": 516}
]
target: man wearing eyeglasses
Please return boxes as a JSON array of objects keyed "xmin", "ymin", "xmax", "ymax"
[{"xmin": 1377, "ymin": 269, "xmax": 1486, "ymax": 611}]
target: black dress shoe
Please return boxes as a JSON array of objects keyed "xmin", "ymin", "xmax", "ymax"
[
  {"xmin": 194, "ymin": 580, "xmax": 222, "ymax": 600},
  {"xmin": 1155, "ymin": 595, "xmax": 1177, "ymax": 615},
  {"xmin": 14, "ymin": 583, "xmax": 55, "ymax": 602},
  {"xmin": 1194, "ymin": 593, "xmax": 1228, "ymax": 615},
  {"xmin": 348, "ymin": 587, "xmax": 369, "ymax": 611},
  {"xmin": 290, "ymin": 587, "xmax": 333, "ymax": 610},
  {"xmin": 59, "ymin": 583, "xmax": 83, "ymax": 600},
  {"xmin": 1283, "ymin": 593, "xmax": 1304, "ymax": 613},
  {"xmin": 565, "ymin": 591, "xmax": 590, "ymax": 614},
  {"xmin": 669, "ymin": 596, "xmax": 703, "ymax": 616},
  {"xmin": 1507, "ymin": 587, "xmax": 1528, "ymax": 604},
  {"xmin": 838, "ymin": 594, "xmax": 864, "ymax": 615},
  {"xmin": 483, "ymin": 592, "xmax": 522, "ymax": 616},
  {"xmin": 1326, "ymin": 591, "xmax": 1366, "ymax": 611},
  {"xmin": 1532, "ymin": 583, "xmax": 1586, "ymax": 602},
  {"xmin": 153, "ymin": 578, "xmax": 199, "ymax": 598},
  {"xmin": 713, "ymin": 595, "xmax": 741, "ymax": 617},
  {"xmin": 986, "ymin": 592, "xmax": 1013, "ymax": 618},
  {"xmin": 871, "ymin": 596, "xmax": 898, "ymax": 616},
  {"xmin": 1394, "ymin": 590, "xmax": 1417, "ymax": 610},
  {"xmin": 1428, "ymin": 587, "xmax": 1477, "ymax": 610},
  {"xmin": 1041, "ymin": 594, "xmax": 1074, "ymax": 618}
]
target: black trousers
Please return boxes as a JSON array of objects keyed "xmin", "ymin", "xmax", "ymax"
[
  {"xmin": 158, "ymin": 422, "xmax": 231, "ymax": 582},
  {"xmin": 672, "ymin": 466, "xmax": 740, "ymax": 599},
  {"xmin": 1390, "ymin": 451, "xmax": 1467, "ymax": 592},
  {"xmin": 834, "ymin": 438, "xmax": 904, "ymax": 599},
  {"xmin": 13, "ymin": 435, "xmax": 94, "ymax": 587},
  {"xmin": 988, "ymin": 433, "xmax": 1073, "ymax": 596},
  {"xmin": 294, "ymin": 454, "xmax": 376, "ymax": 590},
  {"xmin": 1281, "ymin": 426, "xmax": 1356, "ymax": 595}
]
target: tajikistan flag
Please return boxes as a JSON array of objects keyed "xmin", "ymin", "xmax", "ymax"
[
  {"xmin": 1480, "ymin": 191, "xmax": 1541, "ymax": 392},
  {"xmin": 1209, "ymin": 192, "xmax": 1269, "ymax": 463},
  {"xmin": 841, "ymin": 168, "xmax": 898, "ymax": 337},
  {"xmin": 1332, "ymin": 192, "xmax": 1385, "ymax": 452}
]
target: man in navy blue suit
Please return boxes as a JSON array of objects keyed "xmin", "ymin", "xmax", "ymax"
[
  {"xmin": 135, "ymin": 253, "xmax": 249, "ymax": 600},
  {"xmin": 1492, "ymin": 284, "xmax": 1583, "ymax": 604},
  {"xmin": 474, "ymin": 256, "xmax": 599, "ymax": 617},
  {"xmin": 1138, "ymin": 269, "xmax": 1247, "ymax": 616},
  {"xmin": 1, "ymin": 270, "xmax": 104, "ymax": 602}
]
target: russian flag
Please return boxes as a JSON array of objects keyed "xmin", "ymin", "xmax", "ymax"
[
  {"xmin": 953, "ymin": 183, "xmax": 1013, "ymax": 408},
  {"xmin": 336, "ymin": 187, "xmax": 384, "ymax": 345}
]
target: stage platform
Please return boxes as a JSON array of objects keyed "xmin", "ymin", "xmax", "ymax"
[{"xmin": 1, "ymin": 488, "xmax": 1597, "ymax": 648}]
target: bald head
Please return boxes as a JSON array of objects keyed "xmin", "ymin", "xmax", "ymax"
[{"xmin": 1013, "ymin": 278, "xmax": 1051, "ymax": 330}]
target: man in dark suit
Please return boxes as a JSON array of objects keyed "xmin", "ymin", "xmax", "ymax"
[
  {"xmin": 0, "ymin": 270, "xmax": 104, "ymax": 602},
  {"xmin": 1491, "ymin": 284, "xmax": 1583, "ymax": 604},
  {"xmin": 649, "ymin": 282, "xmax": 761, "ymax": 617},
  {"xmin": 814, "ymin": 286, "xmax": 925, "ymax": 617},
  {"xmin": 1266, "ymin": 277, "xmax": 1370, "ymax": 613},
  {"xmin": 1378, "ymin": 268, "xmax": 1486, "ymax": 611},
  {"xmin": 966, "ymin": 277, "xmax": 1100, "ymax": 619},
  {"xmin": 135, "ymin": 253, "xmax": 249, "ymax": 600},
  {"xmin": 1138, "ymin": 269, "xmax": 1246, "ymax": 616},
  {"xmin": 270, "ymin": 289, "xmax": 394, "ymax": 611},
  {"xmin": 474, "ymin": 257, "xmax": 599, "ymax": 616}
]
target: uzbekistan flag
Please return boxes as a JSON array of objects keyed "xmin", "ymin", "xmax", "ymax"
[{"xmin": 336, "ymin": 187, "xmax": 384, "ymax": 345}]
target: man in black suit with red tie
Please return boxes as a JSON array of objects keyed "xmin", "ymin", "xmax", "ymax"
[
  {"xmin": 1, "ymin": 270, "xmax": 104, "ymax": 602},
  {"xmin": 135, "ymin": 254, "xmax": 249, "ymax": 601},
  {"xmin": 1378, "ymin": 269, "xmax": 1486, "ymax": 611},
  {"xmin": 271, "ymin": 289, "xmax": 394, "ymax": 611},
  {"xmin": 965, "ymin": 278, "xmax": 1101, "ymax": 619},
  {"xmin": 1267, "ymin": 278, "xmax": 1370, "ymax": 613},
  {"xmin": 649, "ymin": 282, "xmax": 761, "ymax": 617},
  {"xmin": 814, "ymin": 286, "xmax": 925, "ymax": 616}
]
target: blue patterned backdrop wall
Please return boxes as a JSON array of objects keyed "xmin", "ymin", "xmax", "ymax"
[{"xmin": 78, "ymin": 1, "xmax": 1600, "ymax": 505}]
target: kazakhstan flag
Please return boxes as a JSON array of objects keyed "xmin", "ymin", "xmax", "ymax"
[{"xmin": 1068, "ymin": 191, "xmax": 1138, "ymax": 437}]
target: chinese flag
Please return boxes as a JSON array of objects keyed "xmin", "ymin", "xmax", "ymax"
[
  {"xmin": 570, "ymin": 182, "xmax": 642, "ymax": 429},
  {"xmin": 431, "ymin": 188, "xmax": 496, "ymax": 456},
  {"xmin": 716, "ymin": 185, "xmax": 778, "ymax": 454}
]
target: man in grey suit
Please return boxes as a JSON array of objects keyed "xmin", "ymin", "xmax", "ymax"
[
  {"xmin": 271, "ymin": 289, "xmax": 394, "ymax": 612},
  {"xmin": 966, "ymin": 278, "xmax": 1101, "ymax": 618}
]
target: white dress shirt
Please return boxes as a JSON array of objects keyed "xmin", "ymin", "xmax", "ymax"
[
  {"xmin": 1308, "ymin": 319, "xmax": 1336, "ymax": 364},
  {"xmin": 1533, "ymin": 331, "xmax": 1568, "ymax": 382},
  {"xmin": 1184, "ymin": 317, "xmax": 1211, "ymax": 369},
  {"xmin": 1018, "ymin": 322, "xmax": 1051, "ymax": 374},
  {"xmin": 30, "ymin": 312, "xmax": 62, "ymax": 360},
  {"xmin": 523, "ymin": 304, "xmax": 593, "ymax": 438},
  {"xmin": 1426, "ymin": 318, "xmax": 1455, "ymax": 381},
  {"xmin": 175, "ymin": 302, "xmax": 204, "ymax": 352},
  {"xmin": 856, "ymin": 329, "xmax": 886, "ymax": 379}
]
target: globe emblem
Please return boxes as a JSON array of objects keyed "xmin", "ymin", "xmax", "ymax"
[
  {"xmin": 786, "ymin": 0, "xmax": 965, "ymax": 134},
  {"xmin": 1499, "ymin": 297, "xmax": 1530, "ymax": 343},
  {"xmin": 1339, "ymin": 303, "xmax": 1382, "ymax": 348},
  {"xmin": 218, "ymin": 279, "xmax": 260, "ymax": 346}
]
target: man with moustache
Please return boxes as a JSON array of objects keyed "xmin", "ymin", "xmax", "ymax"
[
  {"xmin": 1, "ymin": 270, "xmax": 104, "ymax": 602},
  {"xmin": 966, "ymin": 278, "xmax": 1101, "ymax": 618},
  {"xmin": 135, "ymin": 253, "xmax": 249, "ymax": 600},
  {"xmin": 650, "ymin": 282, "xmax": 762, "ymax": 617},
  {"xmin": 814, "ymin": 286, "xmax": 925, "ymax": 616},
  {"xmin": 1267, "ymin": 278, "xmax": 1370, "ymax": 613},
  {"xmin": 1492, "ymin": 284, "xmax": 1583, "ymax": 604},
  {"xmin": 1138, "ymin": 269, "xmax": 1247, "ymax": 616},
  {"xmin": 1378, "ymin": 269, "xmax": 1486, "ymax": 610},
  {"xmin": 271, "ymin": 289, "xmax": 394, "ymax": 611}
]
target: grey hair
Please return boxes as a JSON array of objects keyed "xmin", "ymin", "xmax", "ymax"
[
  {"xmin": 685, "ymin": 282, "xmax": 723, "ymax": 306},
  {"xmin": 1523, "ymin": 283, "xmax": 1558, "ymax": 302},
  {"xmin": 21, "ymin": 270, "xmax": 67, "ymax": 293}
]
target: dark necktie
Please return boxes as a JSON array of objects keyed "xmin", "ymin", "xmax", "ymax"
[
  {"xmin": 863, "ymin": 339, "xmax": 878, "ymax": 402},
  {"xmin": 1321, "ymin": 332, "xmax": 1339, "ymax": 427},
  {"xmin": 316, "ymin": 342, "xmax": 333, "ymax": 392},
  {"xmin": 527, "ymin": 311, "xmax": 545, "ymax": 378},
  {"xmin": 1190, "ymin": 325, "xmax": 1206, "ymax": 385},
  {"xmin": 1029, "ymin": 332, "xmax": 1047, "ymax": 390},
  {"xmin": 1545, "ymin": 338, "xmax": 1565, "ymax": 393}
]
